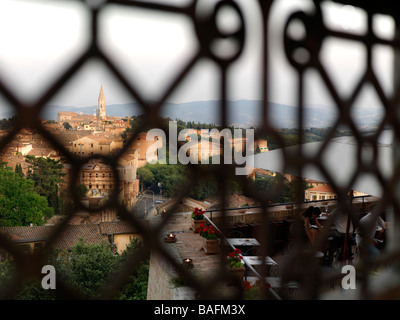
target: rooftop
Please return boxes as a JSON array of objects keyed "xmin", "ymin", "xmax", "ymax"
[
  {"xmin": 0, "ymin": 221, "xmax": 137, "ymax": 251},
  {"xmin": 306, "ymin": 185, "xmax": 335, "ymax": 193}
]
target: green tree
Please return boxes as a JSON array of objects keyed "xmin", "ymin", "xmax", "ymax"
[
  {"xmin": 0, "ymin": 115, "xmax": 16, "ymax": 130},
  {"xmin": 247, "ymin": 173, "xmax": 295, "ymax": 204},
  {"xmin": 0, "ymin": 167, "xmax": 53, "ymax": 226},
  {"xmin": 116, "ymin": 238, "xmax": 149, "ymax": 300},
  {"xmin": 63, "ymin": 122, "xmax": 72, "ymax": 130},
  {"xmin": 189, "ymin": 175, "xmax": 218, "ymax": 200},
  {"xmin": 137, "ymin": 166, "xmax": 155, "ymax": 190},
  {"xmin": 137, "ymin": 163, "xmax": 190, "ymax": 198},
  {"xmin": 0, "ymin": 238, "xmax": 150, "ymax": 300},
  {"xmin": 59, "ymin": 239, "xmax": 119, "ymax": 299},
  {"xmin": 14, "ymin": 163, "xmax": 24, "ymax": 177},
  {"xmin": 76, "ymin": 184, "xmax": 88, "ymax": 198},
  {"xmin": 287, "ymin": 177, "xmax": 310, "ymax": 203},
  {"xmin": 25, "ymin": 155, "xmax": 65, "ymax": 215}
]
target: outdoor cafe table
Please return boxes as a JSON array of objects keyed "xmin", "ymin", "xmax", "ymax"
[
  {"xmin": 245, "ymin": 276, "xmax": 300, "ymax": 296},
  {"xmin": 225, "ymin": 238, "xmax": 260, "ymax": 248},
  {"xmin": 243, "ymin": 256, "xmax": 280, "ymax": 277},
  {"xmin": 225, "ymin": 238, "xmax": 261, "ymax": 255}
]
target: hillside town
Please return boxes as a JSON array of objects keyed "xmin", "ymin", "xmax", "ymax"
[{"xmin": 0, "ymin": 85, "xmax": 373, "ymax": 300}]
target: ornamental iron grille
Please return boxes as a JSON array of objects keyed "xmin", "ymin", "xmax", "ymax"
[{"xmin": 0, "ymin": 0, "xmax": 399, "ymax": 300}]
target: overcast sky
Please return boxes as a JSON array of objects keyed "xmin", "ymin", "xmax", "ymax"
[{"xmin": 0, "ymin": 0, "xmax": 395, "ymax": 115}]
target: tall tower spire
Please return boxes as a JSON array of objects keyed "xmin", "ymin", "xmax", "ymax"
[{"xmin": 97, "ymin": 84, "xmax": 106, "ymax": 121}]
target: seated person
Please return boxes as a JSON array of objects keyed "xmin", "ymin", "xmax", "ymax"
[
  {"xmin": 329, "ymin": 207, "xmax": 354, "ymax": 259},
  {"xmin": 355, "ymin": 205, "xmax": 387, "ymax": 257},
  {"xmin": 291, "ymin": 206, "xmax": 322, "ymax": 246}
]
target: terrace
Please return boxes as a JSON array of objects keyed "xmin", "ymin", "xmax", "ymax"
[{"xmin": 147, "ymin": 195, "xmax": 381, "ymax": 300}]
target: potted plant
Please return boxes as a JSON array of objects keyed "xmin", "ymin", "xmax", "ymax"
[
  {"xmin": 242, "ymin": 280, "xmax": 271, "ymax": 300},
  {"xmin": 226, "ymin": 248, "xmax": 245, "ymax": 282},
  {"xmin": 198, "ymin": 223, "xmax": 220, "ymax": 254},
  {"xmin": 191, "ymin": 207, "xmax": 205, "ymax": 233}
]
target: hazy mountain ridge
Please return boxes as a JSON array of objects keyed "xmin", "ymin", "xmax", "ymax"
[{"xmin": 29, "ymin": 100, "xmax": 384, "ymax": 129}]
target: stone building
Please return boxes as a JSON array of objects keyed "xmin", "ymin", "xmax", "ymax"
[
  {"xmin": 126, "ymin": 131, "xmax": 164, "ymax": 168},
  {"xmin": 68, "ymin": 134, "xmax": 123, "ymax": 157},
  {"xmin": 118, "ymin": 151, "xmax": 140, "ymax": 208},
  {"xmin": 80, "ymin": 161, "xmax": 115, "ymax": 198},
  {"xmin": 57, "ymin": 112, "xmax": 97, "ymax": 129},
  {"xmin": 254, "ymin": 139, "xmax": 269, "ymax": 152},
  {"xmin": 304, "ymin": 184, "xmax": 368, "ymax": 201},
  {"xmin": 78, "ymin": 156, "xmax": 139, "ymax": 209}
]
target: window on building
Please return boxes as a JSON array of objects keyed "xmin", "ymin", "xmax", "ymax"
[{"xmin": 34, "ymin": 242, "xmax": 43, "ymax": 253}]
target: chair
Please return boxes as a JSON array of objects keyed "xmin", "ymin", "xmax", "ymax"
[
  {"xmin": 242, "ymin": 247, "xmax": 258, "ymax": 256},
  {"xmin": 228, "ymin": 230, "xmax": 246, "ymax": 238}
]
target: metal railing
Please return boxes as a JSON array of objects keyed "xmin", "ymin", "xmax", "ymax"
[
  {"xmin": 205, "ymin": 194, "xmax": 374, "ymax": 220},
  {"xmin": 203, "ymin": 213, "xmax": 283, "ymax": 300}
]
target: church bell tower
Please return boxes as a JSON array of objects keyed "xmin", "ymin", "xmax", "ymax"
[{"xmin": 97, "ymin": 84, "xmax": 106, "ymax": 121}]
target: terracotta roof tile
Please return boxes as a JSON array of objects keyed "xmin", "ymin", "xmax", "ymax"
[
  {"xmin": 307, "ymin": 185, "xmax": 335, "ymax": 193},
  {"xmin": 99, "ymin": 221, "xmax": 137, "ymax": 235},
  {"xmin": 0, "ymin": 224, "xmax": 111, "ymax": 251}
]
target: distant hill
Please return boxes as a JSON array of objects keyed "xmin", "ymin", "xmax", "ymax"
[{"xmin": 19, "ymin": 100, "xmax": 384, "ymax": 129}]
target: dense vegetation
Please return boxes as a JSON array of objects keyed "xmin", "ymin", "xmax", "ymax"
[
  {"xmin": 0, "ymin": 238, "xmax": 149, "ymax": 300},
  {"xmin": 137, "ymin": 161, "xmax": 310, "ymax": 204},
  {"xmin": 137, "ymin": 163, "xmax": 241, "ymax": 200},
  {"xmin": 249, "ymin": 173, "xmax": 310, "ymax": 204},
  {"xmin": 25, "ymin": 155, "xmax": 65, "ymax": 215},
  {"xmin": 133, "ymin": 120, "xmax": 330, "ymax": 203},
  {"xmin": 0, "ymin": 155, "xmax": 66, "ymax": 226},
  {"xmin": 0, "ymin": 163, "xmax": 53, "ymax": 226},
  {"xmin": 0, "ymin": 115, "xmax": 16, "ymax": 130}
]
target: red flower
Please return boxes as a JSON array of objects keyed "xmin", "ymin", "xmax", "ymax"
[
  {"xmin": 255, "ymin": 280, "xmax": 271, "ymax": 290},
  {"xmin": 243, "ymin": 281, "xmax": 252, "ymax": 291}
]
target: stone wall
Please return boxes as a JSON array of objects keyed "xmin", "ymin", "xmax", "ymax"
[{"xmin": 146, "ymin": 215, "xmax": 195, "ymax": 300}]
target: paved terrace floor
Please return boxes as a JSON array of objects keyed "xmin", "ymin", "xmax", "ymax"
[{"xmin": 152, "ymin": 211, "xmax": 248, "ymax": 299}]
